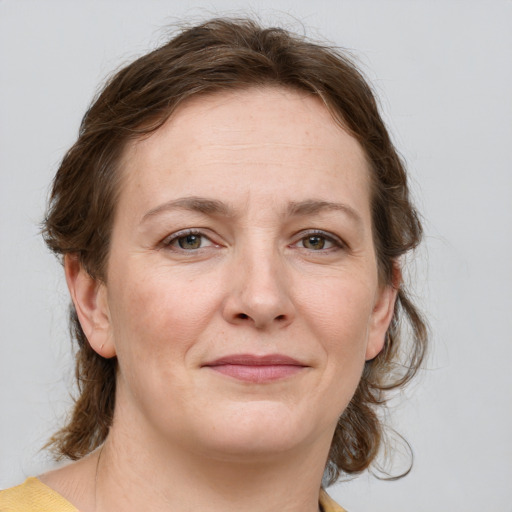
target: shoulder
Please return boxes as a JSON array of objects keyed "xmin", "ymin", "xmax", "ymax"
[
  {"xmin": 0, "ymin": 477, "xmax": 78, "ymax": 512},
  {"xmin": 319, "ymin": 488, "xmax": 348, "ymax": 512}
]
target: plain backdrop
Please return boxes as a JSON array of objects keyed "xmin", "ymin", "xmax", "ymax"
[{"xmin": 1, "ymin": 1, "xmax": 511, "ymax": 510}]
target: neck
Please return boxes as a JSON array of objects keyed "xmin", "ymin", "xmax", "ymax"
[
  {"xmin": 41, "ymin": 386, "xmax": 337, "ymax": 512},
  {"xmin": 92, "ymin": 422, "xmax": 329, "ymax": 512}
]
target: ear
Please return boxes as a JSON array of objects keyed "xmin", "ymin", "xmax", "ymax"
[
  {"xmin": 365, "ymin": 266, "xmax": 400, "ymax": 361},
  {"xmin": 64, "ymin": 254, "xmax": 116, "ymax": 358}
]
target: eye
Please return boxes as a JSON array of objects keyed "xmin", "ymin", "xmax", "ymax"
[
  {"xmin": 294, "ymin": 231, "xmax": 343, "ymax": 251},
  {"xmin": 164, "ymin": 230, "xmax": 215, "ymax": 251},
  {"xmin": 301, "ymin": 235, "xmax": 332, "ymax": 250}
]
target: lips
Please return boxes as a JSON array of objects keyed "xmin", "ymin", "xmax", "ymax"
[{"xmin": 203, "ymin": 354, "xmax": 307, "ymax": 383}]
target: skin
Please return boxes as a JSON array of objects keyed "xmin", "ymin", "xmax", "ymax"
[{"xmin": 41, "ymin": 87, "xmax": 397, "ymax": 512}]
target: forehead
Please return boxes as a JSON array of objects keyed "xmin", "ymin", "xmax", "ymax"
[
  {"xmin": 128, "ymin": 86, "xmax": 366, "ymax": 159},
  {"xmin": 118, "ymin": 86, "xmax": 371, "ymax": 218}
]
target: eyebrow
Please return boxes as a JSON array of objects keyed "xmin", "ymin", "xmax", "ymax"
[
  {"xmin": 287, "ymin": 200, "xmax": 363, "ymax": 227},
  {"xmin": 141, "ymin": 196, "xmax": 363, "ymax": 226},
  {"xmin": 141, "ymin": 196, "xmax": 233, "ymax": 223}
]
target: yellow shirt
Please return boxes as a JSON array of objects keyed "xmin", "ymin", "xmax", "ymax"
[
  {"xmin": 320, "ymin": 488, "xmax": 347, "ymax": 512},
  {"xmin": 0, "ymin": 478, "xmax": 77, "ymax": 512},
  {"xmin": 0, "ymin": 478, "xmax": 346, "ymax": 512}
]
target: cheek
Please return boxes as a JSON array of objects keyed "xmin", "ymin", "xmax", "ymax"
[
  {"xmin": 295, "ymin": 273, "xmax": 375, "ymax": 394},
  {"xmin": 298, "ymin": 272, "xmax": 375, "ymax": 343},
  {"xmin": 107, "ymin": 265, "xmax": 220, "ymax": 374}
]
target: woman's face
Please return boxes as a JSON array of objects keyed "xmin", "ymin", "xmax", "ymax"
[{"xmin": 92, "ymin": 87, "xmax": 396, "ymax": 460}]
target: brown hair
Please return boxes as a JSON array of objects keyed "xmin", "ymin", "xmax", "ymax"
[{"xmin": 43, "ymin": 17, "xmax": 427, "ymax": 483}]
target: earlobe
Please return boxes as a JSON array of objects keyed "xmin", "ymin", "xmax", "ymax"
[
  {"xmin": 64, "ymin": 254, "xmax": 116, "ymax": 359},
  {"xmin": 365, "ymin": 268, "xmax": 400, "ymax": 361}
]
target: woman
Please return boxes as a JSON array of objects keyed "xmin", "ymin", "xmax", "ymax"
[{"xmin": 0, "ymin": 18, "xmax": 427, "ymax": 512}]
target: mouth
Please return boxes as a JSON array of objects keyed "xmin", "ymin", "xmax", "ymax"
[{"xmin": 202, "ymin": 354, "xmax": 308, "ymax": 383}]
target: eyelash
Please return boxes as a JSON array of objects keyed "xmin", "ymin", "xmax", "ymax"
[{"xmin": 162, "ymin": 229, "xmax": 345, "ymax": 253}]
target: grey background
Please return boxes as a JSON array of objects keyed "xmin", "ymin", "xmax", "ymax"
[{"xmin": 1, "ymin": 1, "xmax": 511, "ymax": 510}]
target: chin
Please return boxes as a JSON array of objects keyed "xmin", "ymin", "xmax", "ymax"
[{"xmin": 190, "ymin": 401, "xmax": 327, "ymax": 461}]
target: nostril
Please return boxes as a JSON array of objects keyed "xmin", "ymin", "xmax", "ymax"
[{"xmin": 232, "ymin": 313, "xmax": 288, "ymax": 324}]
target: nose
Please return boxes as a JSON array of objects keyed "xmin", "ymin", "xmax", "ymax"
[{"xmin": 221, "ymin": 245, "xmax": 295, "ymax": 330}]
